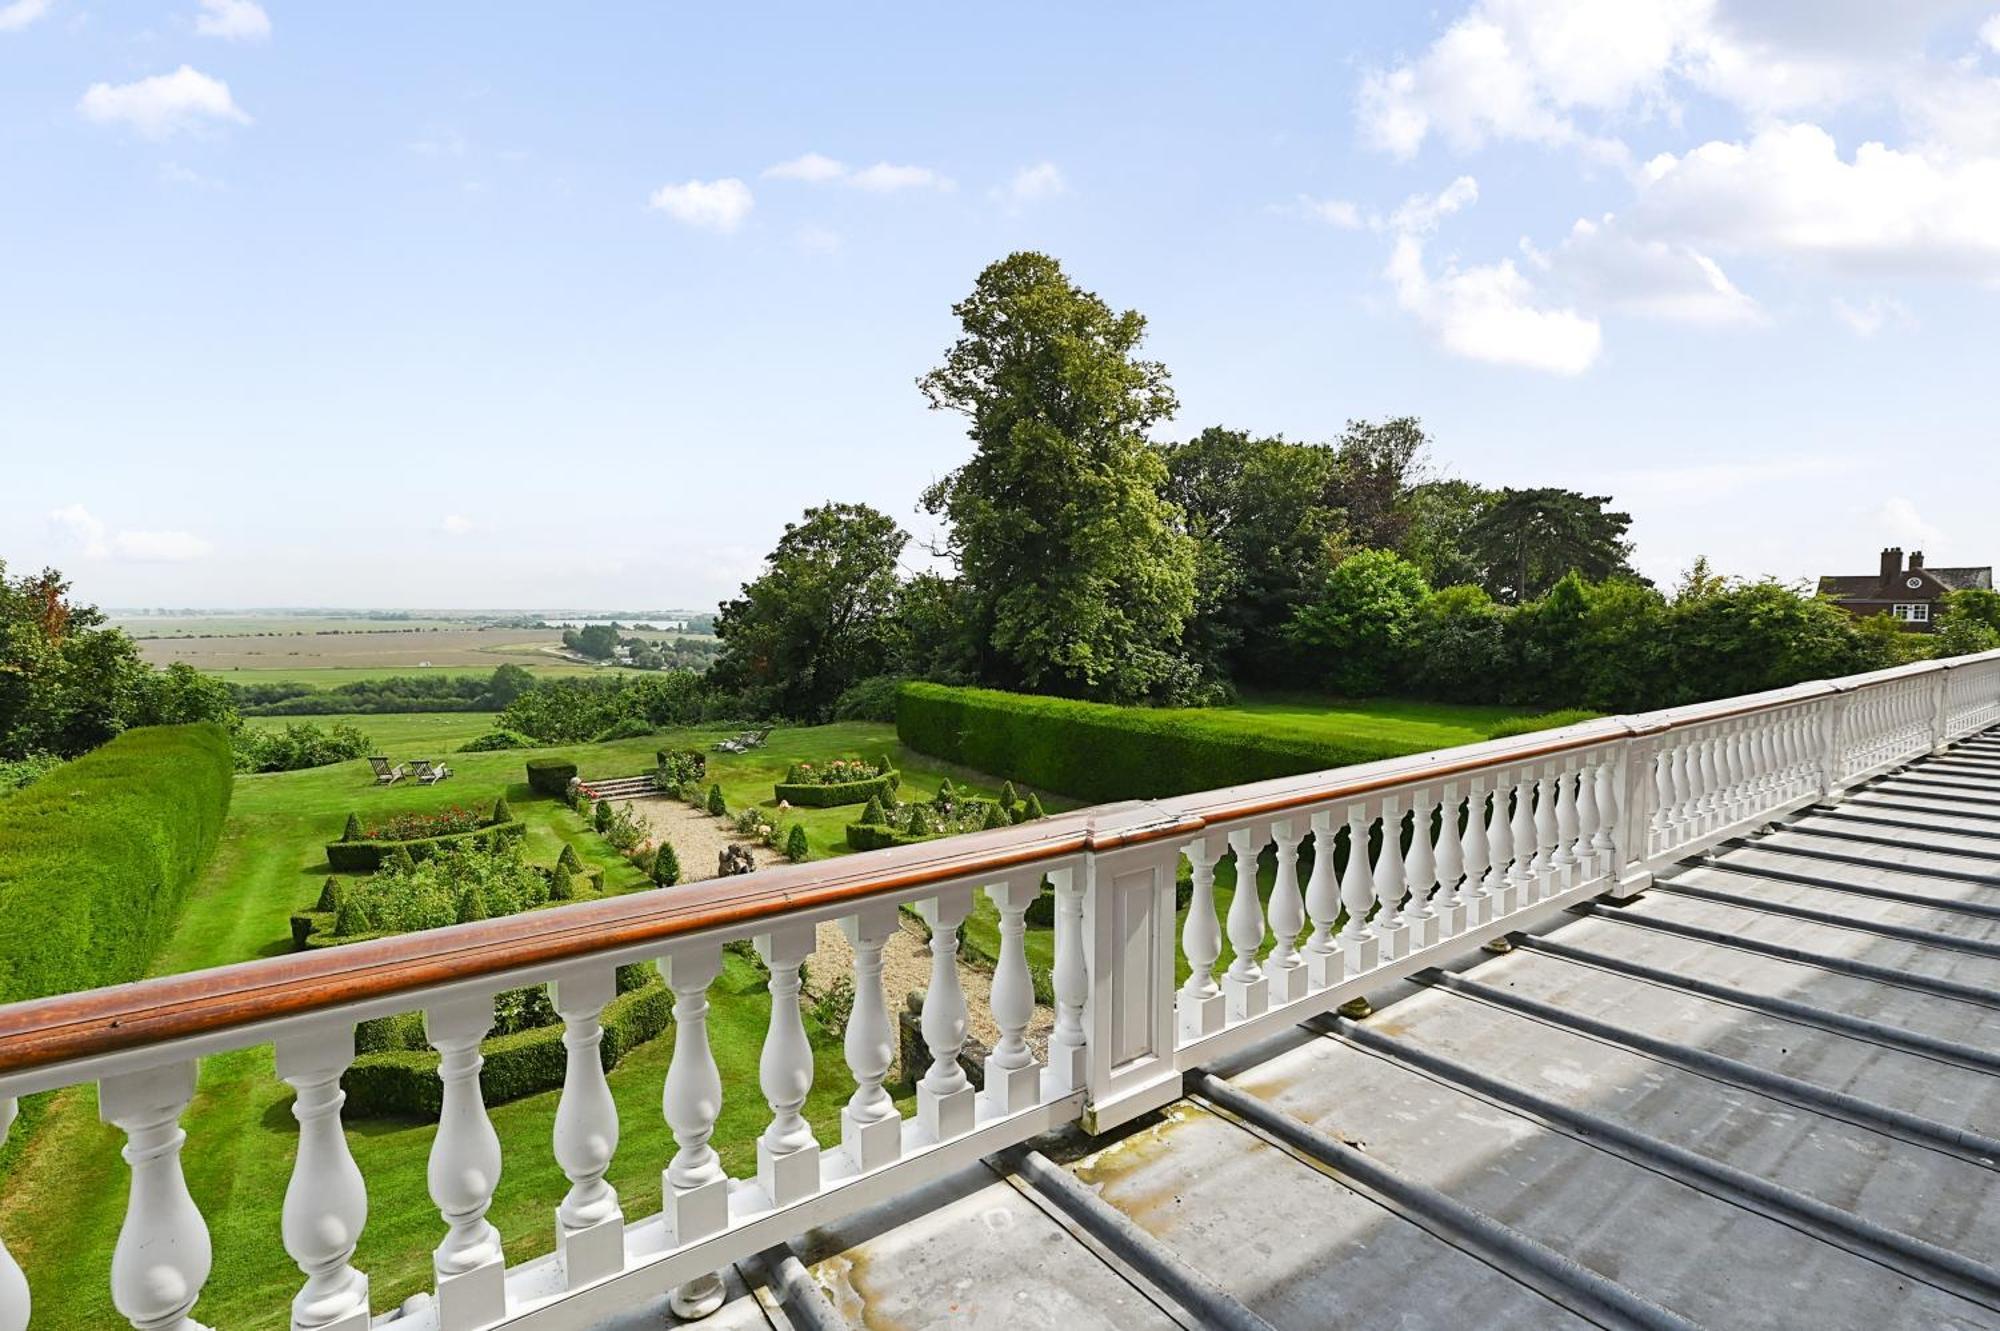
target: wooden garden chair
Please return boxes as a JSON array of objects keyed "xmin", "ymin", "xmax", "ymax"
[
  {"xmin": 368, "ymin": 756, "xmax": 407, "ymax": 785},
  {"xmin": 411, "ymin": 759, "xmax": 453, "ymax": 785}
]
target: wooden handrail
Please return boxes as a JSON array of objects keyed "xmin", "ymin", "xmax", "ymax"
[{"xmin": 0, "ymin": 648, "xmax": 1993, "ymax": 1079}]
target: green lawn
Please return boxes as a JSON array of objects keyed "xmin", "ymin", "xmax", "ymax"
[
  {"xmin": 242, "ymin": 710, "xmax": 502, "ymax": 752},
  {"xmin": 1195, "ymin": 694, "xmax": 1537, "ymax": 748}
]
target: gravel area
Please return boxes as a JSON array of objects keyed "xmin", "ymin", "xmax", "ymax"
[{"xmin": 617, "ymin": 795, "xmax": 1053, "ymax": 1076}]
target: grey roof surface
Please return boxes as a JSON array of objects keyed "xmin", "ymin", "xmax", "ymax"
[
  {"xmin": 1820, "ymin": 566, "xmax": 1993, "ymax": 597},
  {"xmin": 626, "ymin": 729, "xmax": 2000, "ymax": 1330}
]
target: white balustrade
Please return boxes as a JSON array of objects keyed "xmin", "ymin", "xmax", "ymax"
[
  {"xmin": 102, "ymin": 1062, "xmax": 212, "ymax": 1331},
  {"xmin": 277, "ymin": 1027, "xmax": 370, "ymax": 1331},
  {"xmin": 0, "ymin": 650, "xmax": 1992, "ymax": 1331},
  {"xmin": 551, "ymin": 968, "xmax": 623, "ymax": 1290},
  {"xmin": 426, "ymin": 997, "xmax": 506, "ymax": 1329}
]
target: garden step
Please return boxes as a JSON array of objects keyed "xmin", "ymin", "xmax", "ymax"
[{"xmin": 577, "ymin": 775, "xmax": 658, "ymax": 800}]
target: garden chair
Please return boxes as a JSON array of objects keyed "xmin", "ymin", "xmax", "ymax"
[
  {"xmin": 368, "ymin": 756, "xmax": 407, "ymax": 785},
  {"xmin": 411, "ymin": 758, "xmax": 453, "ymax": 785},
  {"xmin": 745, "ymin": 727, "xmax": 774, "ymax": 749}
]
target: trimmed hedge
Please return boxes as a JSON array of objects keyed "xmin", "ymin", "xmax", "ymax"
[
  {"xmin": 774, "ymin": 770, "xmax": 899, "ymax": 808},
  {"xmin": 343, "ymin": 970, "xmax": 672, "ymax": 1117},
  {"xmin": 844, "ymin": 822, "xmax": 931, "ymax": 852},
  {"xmin": 0, "ymin": 724, "xmax": 234, "ymax": 1009},
  {"xmin": 324, "ymin": 817, "xmax": 524, "ymax": 873},
  {"xmin": 897, "ymin": 682, "xmax": 1436, "ymax": 802},
  {"xmin": 291, "ymin": 864, "xmax": 604, "ymax": 950},
  {"xmin": 525, "ymin": 758, "xmax": 578, "ymax": 797}
]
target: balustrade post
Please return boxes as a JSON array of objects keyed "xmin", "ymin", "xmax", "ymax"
[
  {"xmin": 1222, "ymin": 829, "xmax": 1270, "ymax": 1021},
  {"xmin": 660, "ymin": 944, "xmax": 729, "ymax": 1250},
  {"xmin": 551, "ymin": 967, "xmax": 624, "ymax": 1290},
  {"xmin": 102, "ymin": 1062, "xmax": 212, "ymax": 1331},
  {"xmin": 917, "ymin": 886, "xmax": 978, "ymax": 1141},
  {"xmin": 1338, "ymin": 805, "xmax": 1380, "ymax": 972},
  {"xmin": 1818, "ymin": 696, "xmax": 1850, "ymax": 798},
  {"xmin": 1402, "ymin": 794, "xmax": 1440, "ymax": 950},
  {"xmin": 1554, "ymin": 765, "xmax": 1580, "ymax": 873},
  {"xmin": 1485, "ymin": 779, "xmax": 1517, "ymax": 917},
  {"xmin": 1178, "ymin": 837, "xmax": 1226, "ymax": 1039},
  {"xmin": 1266, "ymin": 821, "xmax": 1307, "ymax": 1003},
  {"xmin": 984, "ymin": 877, "xmax": 1046, "ymax": 1113},
  {"xmin": 1372, "ymin": 798, "xmax": 1410, "ymax": 959},
  {"xmin": 1573, "ymin": 761, "xmax": 1599, "ymax": 877},
  {"xmin": 756, "ymin": 923, "xmax": 821, "ymax": 1205},
  {"xmin": 1047, "ymin": 868, "xmax": 1089, "ymax": 1094},
  {"xmin": 1532, "ymin": 770, "xmax": 1560, "ymax": 895},
  {"xmin": 1508, "ymin": 775, "xmax": 1537, "ymax": 901},
  {"xmin": 1594, "ymin": 755, "xmax": 1618, "ymax": 858},
  {"xmin": 1461, "ymin": 778, "xmax": 1493, "ymax": 927},
  {"xmin": 1930, "ymin": 669, "xmax": 1951, "ymax": 753},
  {"xmin": 1302, "ymin": 811, "xmax": 1345, "ymax": 989},
  {"xmin": 1434, "ymin": 783, "xmax": 1467, "ymax": 936},
  {"xmin": 276, "ymin": 1026, "xmax": 370, "ymax": 1331},
  {"xmin": 0, "ymin": 1100, "xmax": 23, "ymax": 1331},
  {"xmin": 840, "ymin": 901, "xmax": 903, "ymax": 1170},
  {"xmin": 423, "ymin": 997, "xmax": 506, "ymax": 1330}
]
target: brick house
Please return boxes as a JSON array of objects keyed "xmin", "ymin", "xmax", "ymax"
[{"xmin": 1817, "ymin": 546, "xmax": 1993, "ymax": 632}]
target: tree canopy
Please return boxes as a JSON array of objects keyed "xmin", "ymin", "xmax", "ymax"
[{"xmin": 1461, "ymin": 487, "xmax": 1638, "ymax": 603}]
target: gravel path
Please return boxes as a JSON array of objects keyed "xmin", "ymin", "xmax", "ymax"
[{"xmin": 618, "ymin": 795, "xmax": 1053, "ymax": 1076}]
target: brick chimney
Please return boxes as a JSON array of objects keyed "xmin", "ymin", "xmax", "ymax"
[
  {"xmin": 1910, "ymin": 550, "xmax": 1925, "ymax": 570},
  {"xmin": 1880, "ymin": 547, "xmax": 1902, "ymax": 581}
]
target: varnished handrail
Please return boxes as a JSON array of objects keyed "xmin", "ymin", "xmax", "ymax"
[{"xmin": 0, "ymin": 648, "xmax": 1992, "ymax": 1079}]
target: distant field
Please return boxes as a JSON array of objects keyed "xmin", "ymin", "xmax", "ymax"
[
  {"xmin": 204, "ymin": 663, "xmax": 603, "ymax": 688},
  {"xmin": 241, "ymin": 712, "xmax": 501, "ymax": 750},
  {"xmin": 113, "ymin": 615, "xmax": 475, "ymax": 637},
  {"xmin": 139, "ymin": 626, "xmax": 579, "ymax": 674}
]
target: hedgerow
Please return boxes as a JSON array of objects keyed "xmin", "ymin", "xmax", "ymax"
[
  {"xmin": 525, "ymin": 758, "xmax": 578, "ymax": 797},
  {"xmin": 897, "ymin": 682, "xmax": 1431, "ymax": 801},
  {"xmin": 0, "ymin": 724, "xmax": 233, "ymax": 1009},
  {"xmin": 323, "ymin": 810, "xmax": 525, "ymax": 873}
]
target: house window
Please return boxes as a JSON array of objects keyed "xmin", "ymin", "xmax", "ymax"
[{"xmin": 1892, "ymin": 603, "xmax": 1931, "ymax": 623}]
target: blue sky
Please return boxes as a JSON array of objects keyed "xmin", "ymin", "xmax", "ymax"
[{"xmin": 3, "ymin": 1, "xmax": 1996, "ymax": 609}]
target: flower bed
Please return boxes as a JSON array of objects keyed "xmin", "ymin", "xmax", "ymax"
[
  {"xmin": 362, "ymin": 805, "xmax": 485, "ymax": 841},
  {"xmin": 843, "ymin": 779, "xmax": 1039, "ymax": 851},
  {"xmin": 323, "ymin": 802, "xmax": 523, "ymax": 872},
  {"xmin": 773, "ymin": 757, "xmax": 899, "ymax": 808}
]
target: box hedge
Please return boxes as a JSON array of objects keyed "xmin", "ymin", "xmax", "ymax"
[
  {"xmin": 525, "ymin": 758, "xmax": 578, "ymax": 797},
  {"xmin": 323, "ymin": 816, "xmax": 525, "ymax": 873},
  {"xmin": 774, "ymin": 770, "xmax": 899, "ymax": 808},
  {"xmin": 0, "ymin": 724, "xmax": 234, "ymax": 1010},
  {"xmin": 291, "ymin": 864, "xmax": 604, "ymax": 950},
  {"xmin": 343, "ymin": 970, "xmax": 673, "ymax": 1117},
  {"xmin": 896, "ymin": 682, "xmax": 1432, "ymax": 802},
  {"xmin": 844, "ymin": 821, "xmax": 932, "ymax": 852}
]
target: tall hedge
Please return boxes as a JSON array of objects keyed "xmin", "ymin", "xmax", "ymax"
[
  {"xmin": 0, "ymin": 723, "xmax": 234, "ymax": 1007},
  {"xmin": 896, "ymin": 682, "xmax": 1432, "ymax": 802}
]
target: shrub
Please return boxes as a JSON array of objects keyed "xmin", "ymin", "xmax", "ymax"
[
  {"xmin": 455, "ymin": 888, "xmax": 489, "ymax": 924},
  {"xmin": 1484, "ymin": 709, "xmax": 1605, "ymax": 740},
  {"xmin": 785, "ymin": 823, "xmax": 810, "ymax": 862},
  {"xmin": 490, "ymin": 795, "xmax": 512, "ymax": 824},
  {"xmin": 1023, "ymin": 792, "xmax": 1046, "ymax": 820},
  {"xmin": 556, "ymin": 843, "xmax": 582, "ymax": 875},
  {"xmin": 831, "ymin": 674, "xmax": 909, "ymax": 722},
  {"xmin": 323, "ymin": 816, "xmax": 524, "ymax": 873},
  {"xmin": 707, "ymin": 784, "xmax": 727, "ymax": 817},
  {"xmin": 999, "ymin": 781, "xmax": 1018, "ymax": 810},
  {"xmin": 315, "ymin": 877, "xmax": 345, "ymax": 912},
  {"xmin": 525, "ymin": 758, "xmax": 578, "ymax": 798},
  {"xmin": 233, "ymin": 721, "xmax": 374, "ymax": 774},
  {"xmin": 653, "ymin": 841, "xmax": 681, "ymax": 886},
  {"xmin": 897, "ymin": 682, "xmax": 1436, "ymax": 802},
  {"xmin": 861, "ymin": 794, "xmax": 888, "ymax": 825},
  {"xmin": 0, "ymin": 753, "xmax": 61, "ymax": 795},
  {"xmin": 459, "ymin": 729, "xmax": 536, "ymax": 752},
  {"xmin": 982, "ymin": 802, "xmax": 1009, "ymax": 831},
  {"xmin": 772, "ymin": 761, "xmax": 898, "ymax": 808},
  {"xmin": 0, "ymin": 725, "xmax": 233, "ymax": 1012},
  {"xmin": 342, "ymin": 812, "xmax": 363, "ymax": 842},
  {"xmin": 593, "ymin": 717, "xmax": 656, "ymax": 742},
  {"xmin": 548, "ymin": 867, "xmax": 575, "ymax": 901}
]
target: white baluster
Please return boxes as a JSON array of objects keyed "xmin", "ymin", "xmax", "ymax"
[
  {"xmin": 551, "ymin": 967, "xmax": 624, "ymax": 1290},
  {"xmin": 1574, "ymin": 761, "xmax": 1600, "ymax": 873},
  {"xmin": 1178, "ymin": 838, "xmax": 1225, "ymax": 1039},
  {"xmin": 1223, "ymin": 828, "xmax": 1270, "ymax": 1021},
  {"xmin": 278, "ymin": 1027, "xmax": 370, "ymax": 1330},
  {"xmin": 841, "ymin": 902, "xmax": 903, "ymax": 1169},
  {"xmin": 1671, "ymin": 742, "xmax": 1695, "ymax": 835},
  {"xmin": 1553, "ymin": 766, "xmax": 1580, "ymax": 871},
  {"xmin": 1371, "ymin": 798, "xmax": 1408, "ymax": 958},
  {"xmin": 660, "ymin": 945, "xmax": 729, "ymax": 1249},
  {"xmin": 1531, "ymin": 771, "xmax": 1559, "ymax": 893},
  {"xmin": 1509, "ymin": 775, "xmax": 1537, "ymax": 900},
  {"xmin": 757, "ymin": 923, "xmax": 820, "ymax": 1205},
  {"xmin": 424, "ymin": 998, "xmax": 505, "ymax": 1329},
  {"xmin": 1303, "ymin": 810, "xmax": 1345, "ymax": 988},
  {"xmin": 1402, "ymin": 792, "xmax": 1440, "ymax": 950},
  {"xmin": 1462, "ymin": 778, "xmax": 1494, "ymax": 926},
  {"xmin": 917, "ymin": 886, "xmax": 977, "ymax": 1141},
  {"xmin": 1435, "ymin": 782, "xmax": 1468, "ymax": 935},
  {"xmin": 0, "ymin": 1099, "xmax": 24, "ymax": 1331},
  {"xmin": 102, "ymin": 1062, "xmax": 212, "ymax": 1331},
  {"xmin": 984, "ymin": 877, "xmax": 1045, "ymax": 1113},
  {"xmin": 1697, "ymin": 735, "xmax": 1721, "ymax": 825},
  {"xmin": 1266, "ymin": 820, "xmax": 1308, "ymax": 1003},
  {"xmin": 1048, "ymin": 868, "xmax": 1089, "ymax": 1093},
  {"xmin": 1338, "ymin": 804, "xmax": 1381, "ymax": 972},
  {"xmin": 1486, "ymin": 778, "xmax": 1518, "ymax": 916}
]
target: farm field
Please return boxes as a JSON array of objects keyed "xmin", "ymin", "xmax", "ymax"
[
  {"xmin": 137, "ymin": 626, "xmax": 580, "ymax": 673},
  {"xmin": 111, "ymin": 614, "xmax": 479, "ymax": 637}
]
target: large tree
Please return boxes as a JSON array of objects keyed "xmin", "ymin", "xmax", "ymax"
[
  {"xmin": 1462, "ymin": 487, "xmax": 1638, "ymax": 604},
  {"xmin": 711, "ymin": 503, "xmax": 908, "ymax": 719},
  {"xmin": 919, "ymin": 252, "xmax": 1199, "ymax": 702}
]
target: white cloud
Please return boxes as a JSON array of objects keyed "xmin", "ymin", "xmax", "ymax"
[
  {"xmin": 994, "ymin": 161, "xmax": 1066, "ymax": 207},
  {"xmin": 1295, "ymin": 196, "xmax": 1363, "ymax": 228},
  {"xmin": 47, "ymin": 505, "xmax": 211, "ymax": 562},
  {"xmin": 847, "ymin": 161, "xmax": 953, "ymax": 193},
  {"xmin": 1875, "ymin": 496, "xmax": 1946, "ymax": 551},
  {"xmin": 78, "ymin": 65, "xmax": 250, "ymax": 139},
  {"xmin": 442, "ymin": 514, "xmax": 474, "ymax": 536},
  {"xmin": 1532, "ymin": 215, "xmax": 1761, "ymax": 325},
  {"xmin": 1389, "ymin": 175, "xmax": 1479, "ymax": 233},
  {"xmin": 1830, "ymin": 295, "xmax": 1916, "ymax": 336},
  {"xmin": 1984, "ymin": 12, "xmax": 2000, "ymax": 53},
  {"xmin": 647, "ymin": 177, "xmax": 753, "ymax": 233},
  {"xmin": 1388, "ymin": 235, "xmax": 1603, "ymax": 374},
  {"xmin": 194, "ymin": 0, "xmax": 268, "ymax": 41},
  {"xmin": 0, "ymin": 0, "xmax": 50, "ymax": 32},
  {"xmin": 1629, "ymin": 123, "xmax": 2000, "ymax": 278},
  {"xmin": 763, "ymin": 152, "xmax": 846, "ymax": 182}
]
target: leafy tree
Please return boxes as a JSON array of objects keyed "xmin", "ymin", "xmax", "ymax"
[
  {"xmin": 1405, "ymin": 584, "xmax": 1509, "ymax": 701},
  {"xmin": 1328, "ymin": 417, "xmax": 1432, "ymax": 551},
  {"xmin": 1510, "ymin": 574, "xmax": 1669, "ymax": 710},
  {"xmin": 653, "ymin": 841, "xmax": 681, "ymax": 886},
  {"xmin": 1664, "ymin": 579, "xmax": 1862, "ymax": 704},
  {"xmin": 712, "ymin": 502, "xmax": 908, "ymax": 720},
  {"xmin": 1937, "ymin": 589, "xmax": 2000, "ymax": 656},
  {"xmin": 1285, "ymin": 551, "xmax": 1432, "ymax": 695},
  {"xmin": 886, "ymin": 572, "xmax": 976, "ymax": 683},
  {"xmin": 132, "ymin": 662, "xmax": 238, "ymax": 730},
  {"xmin": 0, "ymin": 561, "xmax": 156, "ymax": 758},
  {"xmin": 1397, "ymin": 479, "xmax": 1497, "ymax": 589},
  {"xmin": 484, "ymin": 664, "xmax": 535, "ymax": 708},
  {"xmin": 920, "ymin": 252, "xmax": 1199, "ymax": 702},
  {"xmin": 1462, "ymin": 488, "xmax": 1638, "ymax": 604},
  {"xmin": 565, "ymin": 624, "xmax": 622, "ymax": 659},
  {"xmin": 1850, "ymin": 612, "xmax": 1935, "ymax": 670}
]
